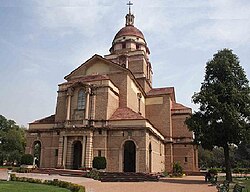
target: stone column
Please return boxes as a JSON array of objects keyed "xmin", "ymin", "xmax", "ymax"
[
  {"xmin": 81, "ymin": 136, "xmax": 87, "ymax": 167},
  {"xmin": 57, "ymin": 136, "xmax": 64, "ymax": 167},
  {"xmin": 85, "ymin": 87, "xmax": 90, "ymax": 119},
  {"xmin": 85, "ymin": 132, "xmax": 93, "ymax": 168},
  {"xmin": 62, "ymin": 136, "xmax": 68, "ymax": 168},
  {"xmin": 66, "ymin": 88, "xmax": 73, "ymax": 121}
]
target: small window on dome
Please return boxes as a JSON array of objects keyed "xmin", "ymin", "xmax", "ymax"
[
  {"xmin": 137, "ymin": 37, "xmax": 139, "ymax": 40},
  {"xmin": 123, "ymin": 37, "xmax": 126, "ymax": 39},
  {"xmin": 122, "ymin": 43, "xmax": 126, "ymax": 49},
  {"xmin": 136, "ymin": 44, "xmax": 140, "ymax": 50}
]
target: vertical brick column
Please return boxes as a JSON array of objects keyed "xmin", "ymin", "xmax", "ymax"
[
  {"xmin": 57, "ymin": 135, "xmax": 64, "ymax": 167},
  {"xmin": 81, "ymin": 136, "xmax": 87, "ymax": 167},
  {"xmin": 85, "ymin": 132, "xmax": 93, "ymax": 168},
  {"xmin": 85, "ymin": 87, "xmax": 90, "ymax": 119},
  {"xmin": 62, "ymin": 136, "xmax": 68, "ymax": 168},
  {"xmin": 165, "ymin": 143, "xmax": 173, "ymax": 172}
]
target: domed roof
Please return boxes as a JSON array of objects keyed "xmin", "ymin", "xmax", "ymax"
[{"xmin": 114, "ymin": 25, "xmax": 145, "ymax": 40}]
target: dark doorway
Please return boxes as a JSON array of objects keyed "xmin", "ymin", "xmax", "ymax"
[
  {"xmin": 123, "ymin": 140, "xmax": 136, "ymax": 172},
  {"xmin": 33, "ymin": 141, "xmax": 41, "ymax": 167},
  {"xmin": 73, "ymin": 141, "xmax": 82, "ymax": 169},
  {"xmin": 149, "ymin": 143, "xmax": 152, "ymax": 172}
]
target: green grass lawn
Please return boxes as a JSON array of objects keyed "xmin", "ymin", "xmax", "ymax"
[
  {"xmin": 0, "ymin": 180, "xmax": 70, "ymax": 192},
  {"xmin": 234, "ymin": 177, "xmax": 250, "ymax": 192},
  {"xmin": 217, "ymin": 176, "xmax": 249, "ymax": 192}
]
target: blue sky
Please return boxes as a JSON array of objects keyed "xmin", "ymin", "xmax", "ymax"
[{"xmin": 0, "ymin": 0, "xmax": 250, "ymax": 126}]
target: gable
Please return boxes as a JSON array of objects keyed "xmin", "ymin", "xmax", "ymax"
[
  {"xmin": 86, "ymin": 62, "xmax": 110, "ymax": 75},
  {"xmin": 65, "ymin": 54, "xmax": 128, "ymax": 81}
]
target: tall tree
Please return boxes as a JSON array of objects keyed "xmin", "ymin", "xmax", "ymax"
[
  {"xmin": 186, "ymin": 49, "xmax": 250, "ymax": 181},
  {"xmin": 0, "ymin": 115, "xmax": 26, "ymax": 165}
]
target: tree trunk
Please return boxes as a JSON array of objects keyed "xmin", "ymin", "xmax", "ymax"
[{"xmin": 223, "ymin": 144, "xmax": 232, "ymax": 182}]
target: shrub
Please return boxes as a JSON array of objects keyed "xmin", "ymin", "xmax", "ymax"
[
  {"xmin": 162, "ymin": 170, "xmax": 168, "ymax": 177},
  {"xmin": 209, "ymin": 168, "xmax": 218, "ymax": 175},
  {"xmin": 172, "ymin": 162, "xmax": 183, "ymax": 177},
  {"xmin": 92, "ymin": 156, "xmax": 106, "ymax": 170},
  {"xmin": 20, "ymin": 154, "xmax": 33, "ymax": 165},
  {"xmin": 86, "ymin": 169, "xmax": 100, "ymax": 180},
  {"xmin": 10, "ymin": 174, "xmax": 85, "ymax": 192}
]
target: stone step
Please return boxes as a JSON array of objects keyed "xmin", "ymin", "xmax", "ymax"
[
  {"xmin": 32, "ymin": 168, "xmax": 87, "ymax": 177},
  {"xmin": 99, "ymin": 172, "xmax": 159, "ymax": 182}
]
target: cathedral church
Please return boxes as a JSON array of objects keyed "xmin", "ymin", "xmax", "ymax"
[{"xmin": 25, "ymin": 5, "xmax": 198, "ymax": 173}]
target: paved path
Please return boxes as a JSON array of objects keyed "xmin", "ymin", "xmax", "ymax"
[{"xmin": 0, "ymin": 169, "xmax": 217, "ymax": 192}]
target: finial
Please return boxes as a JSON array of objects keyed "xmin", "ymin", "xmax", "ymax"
[
  {"xmin": 125, "ymin": 1, "xmax": 134, "ymax": 26},
  {"xmin": 127, "ymin": 1, "xmax": 133, "ymax": 14}
]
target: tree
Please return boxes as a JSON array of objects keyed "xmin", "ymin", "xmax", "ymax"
[
  {"xmin": 0, "ymin": 115, "xmax": 26, "ymax": 165},
  {"xmin": 186, "ymin": 49, "xmax": 250, "ymax": 181}
]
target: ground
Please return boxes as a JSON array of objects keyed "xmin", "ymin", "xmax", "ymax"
[{"xmin": 0, "ymin": 169, "xmax": 217, "ymax": 192}]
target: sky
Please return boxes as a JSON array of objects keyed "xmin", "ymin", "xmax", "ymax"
[{"xmin": 0, "ymin": 0, "xmax": 250, "ymax": 127}]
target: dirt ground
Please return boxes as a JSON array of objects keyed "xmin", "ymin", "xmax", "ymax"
[{"xmin": 0, "ymin": 169, "xmax": 217, "ymax": 192}]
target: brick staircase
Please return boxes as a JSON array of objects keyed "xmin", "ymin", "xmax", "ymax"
[
  {"xmin": 32, "ymin": 168, "xmax": 87, "ymax": 177},
  {"xmin": 99, "ymin": 172, "xmax": 159, "ymax": 182}
]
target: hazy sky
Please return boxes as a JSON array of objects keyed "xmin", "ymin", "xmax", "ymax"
[{"xmin": 0, "ymin": 0, "xmax": 249, "ymax": 126}]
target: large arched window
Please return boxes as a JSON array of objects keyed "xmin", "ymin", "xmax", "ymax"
[{"xmin": 78, "ymin": 89, "xmax": 86, "ymax": 110}]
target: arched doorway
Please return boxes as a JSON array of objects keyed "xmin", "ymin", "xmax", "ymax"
[
  {"xmin": 149, "ymin": 143, "xmax": 152, "ymax": 172},
  {"xmin": 33, "ymin": 141, "xmax": 41, "ymax": 167},
  {"xmin": 73, "ymin": 141, "xmax": 82, "ymax": 169},
  {"xmin": 123, "ymin": 140, "xmax": 136, "ymax": 172}
]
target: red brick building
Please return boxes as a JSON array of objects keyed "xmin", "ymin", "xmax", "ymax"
[{"xmin": 25, "ymin": 7, "xmax": 198, "ymax": 173}]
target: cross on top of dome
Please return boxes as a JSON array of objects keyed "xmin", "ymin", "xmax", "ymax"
[
  {"xmin": 125, "ymin": 1, "xmax": 134, "ymax": 26},
  {"xmin": 127, "ymin": 1, "xmax": 133, "ymax": 14}
]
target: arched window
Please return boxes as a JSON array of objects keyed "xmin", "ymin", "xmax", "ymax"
[{"xmin": 78, "ymin": 89, "xmax": 85, "ymax": 110}]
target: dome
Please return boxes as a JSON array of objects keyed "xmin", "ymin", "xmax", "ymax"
[{"xmin": 114, "ymin": 25, "xmax": 145, "ymax": 40}]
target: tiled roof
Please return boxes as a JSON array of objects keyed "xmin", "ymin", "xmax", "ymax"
[
  {"xmin": 114, "ymin": 26, "xmax": 145, "ymax": 40},
  {"xmin": 31, "ymin": 115, "xmax": 55, "ymax": 124},
  {"xmin": 60, "ymin": 74, "xmax": 109, "ymax": 86},
  {"xmin": 147, "ymin": 87, "xmax": 174, "ymax": 96},
  {"xmin": 172, "ymin": 102, "xmax": 190, "ymax": 110},
  {"xmin": 109, "ymin": 107, "xmax": 145, "ymax": 120}
]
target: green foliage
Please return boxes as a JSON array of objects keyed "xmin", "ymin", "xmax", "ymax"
[
  {"xmin": 186, "ymin": 49, "xmax": 250, "ymax": 181},
  {"xmin": 10, "ymin": 174, "xmax": 85, "ymax": 192},
  {"xmin": 12, "ymin": 167, "xmax": 33, "ymax": 173},
  {"xmin": 198, "ymin": 146, "xmax": 237, "ymax": 168},
  {"xmin": 92, "ymin": 156, "xmax": 106, "ymax": 170},
  {"xmin": 20, "ymin": 154, "xmax": 33, "ymax": 165},
  {"xmin": 0, "ymin": 115, "xmax": 26, "ymax": 165},
  {"xmin": 209, "ymin": 168, "xmax": 218, "ymax": 175},
  {"xmin": 172, "ymin": 162, "xmax": 183, "ymax": 177},
  {"xmin": 86, "ymin": 169, "xmax": 100, "ymax": 180},
  {"xmin": 0, "ymin": 180, "xmax": 70, "ymax": 192},
  {"xmin": 162, "ymin": 170, "xmax": 169, "ymax": 177}
]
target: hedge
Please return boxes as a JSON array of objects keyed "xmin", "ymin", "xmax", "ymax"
[
  {"xmin": 92, "ymin": 156, "xmax": 106, "ymax": 170},
  {"xmin": 20, "ymin": 154, "xmax": 33, "ymax": 165},
  {"xmin": 10, "ymin": 174, "xmax": 85, "ymax": 192}
]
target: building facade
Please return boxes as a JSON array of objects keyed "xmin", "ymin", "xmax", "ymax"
[{"xmin": 25, "ymin": 8, "xmax": 198, "ymax": 173}]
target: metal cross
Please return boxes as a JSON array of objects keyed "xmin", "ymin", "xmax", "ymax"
[{"xmin": 127, "ymin": 1, "xmax": 133, "ymax": 14}]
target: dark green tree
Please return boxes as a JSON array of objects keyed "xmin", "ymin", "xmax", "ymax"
[
  {"xmin": 0, "ymin": 115, "xmax": 26, "ymax": 165},
  {"xmin": 186, "ymin": 49, "xmax": 250, "ymax": 181}
]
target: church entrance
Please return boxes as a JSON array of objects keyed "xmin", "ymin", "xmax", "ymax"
[
  {"xmin": 149, "ymin": 143, "xmax": 152, "ymax": 172},
  {"xmin": 123, "ymin": 140, "xmax": 136, "ymax": 172},
  {"xmin": 33, "ymin": 141, "xmax": 41, "ymax": 167},
  {"xmin": 73, "ymin": 141, "xmax": 82, "ymax": 169}
]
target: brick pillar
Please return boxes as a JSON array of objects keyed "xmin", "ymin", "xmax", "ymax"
[
  {"xmin": 66, "ymin": 88, "xmax": 73, "ymax": 121},
  {"xmin": 165, "ymin": 143, "xmax": 173, "ymax": 172},
  {"xmin": 81, "ymin": 136, "xmax": 87, "ymax": 167},
  {"xmin": 66, "ymin": 96, "xmax": 71, "ymax": 121},
  {"xmin": 85, "ymin": 132, "xmax": 93, "ymax": 168},
  {"xmin": 57, "ymin": 136, "xmax": 64, "ymax": 167},
  {"xmin": 62, "ymin": 136, "xmax": 68, "ymax": 168},
  {"xmin": 85, "ymin": 88, "xmax": 90, "ymax": 119}
]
